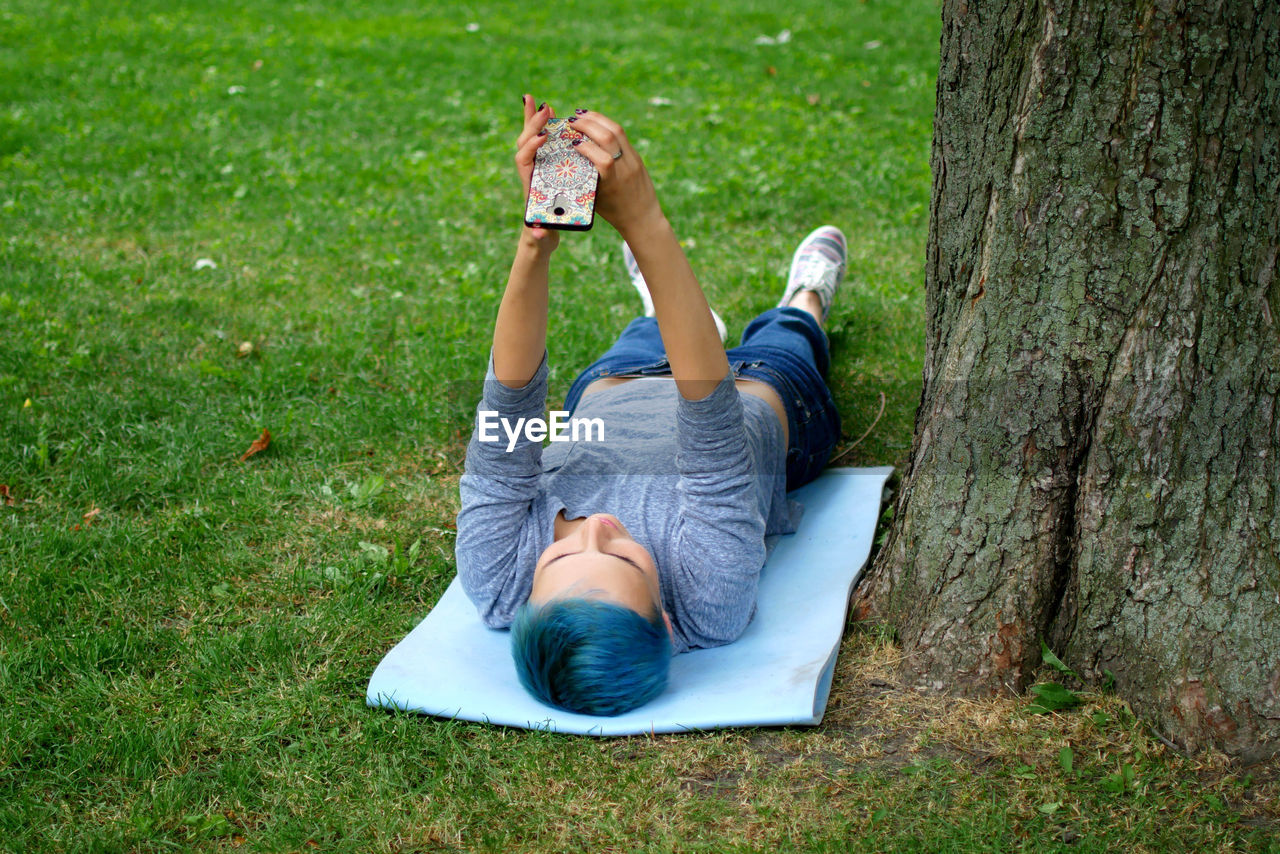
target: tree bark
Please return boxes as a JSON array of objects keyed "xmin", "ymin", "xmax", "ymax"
[{"xmin": 854, "ymin": 0, "xmax": 1279, "ymax": 760}]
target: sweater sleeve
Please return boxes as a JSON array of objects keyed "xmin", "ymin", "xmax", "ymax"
[
  {"xmin": 454, "ymin": 353, "xmax": 551, "ymax": 628},
  {"xmin": 667, "ymin": 373, "xmax": 768, "ymax": 649}
]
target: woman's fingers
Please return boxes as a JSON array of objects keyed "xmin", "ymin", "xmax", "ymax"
[
  {"xmin": 516, "ymin": 96, "xmax": 554, "ymax": 149},
  {"xmin": 567, "ymin": 133, "xmax": 612, "ymax": 172},
  {"xmin": 515, "ymin": 130, "xmax": 553, "ymax": 211},
  {"xmin": 564, "ymin": 113, "xmax": 627, "ymax": 166},
  {"xmin": 515, "ymin": 96, "xmax": 555, "ymax": 191},
  {"xmin": 515, "ymin": 98, "xmax": 559, "ymax": 244},
  {"xmin": 515, "ymin": 130, "xmax": 548, "ymax": 171},
  {"xmin": 571, "ymin": 111, "xmax": 627, "ymax": 145}
]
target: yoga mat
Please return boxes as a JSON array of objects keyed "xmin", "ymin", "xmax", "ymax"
[{"xmin": 367, "ymin": 466, "xmax": 892, "ymax": 735}]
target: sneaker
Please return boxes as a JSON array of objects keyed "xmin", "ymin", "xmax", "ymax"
[
  {"xmin": 776, "ymin": 226, "xmax": 847, "ymax": 323},
  {"xmin": 622, "ymin": 241, "xmax": 727, "ymax": 342}
]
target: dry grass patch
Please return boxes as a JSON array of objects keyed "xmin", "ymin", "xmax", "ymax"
[{"xmin": 619, "ymin": 628, "xmax": 1280, "ymax": 849}]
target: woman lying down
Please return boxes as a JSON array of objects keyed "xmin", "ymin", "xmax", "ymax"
[{"xmin": 456, "ymin": 95, "xmax": 846, "ymax": 716}]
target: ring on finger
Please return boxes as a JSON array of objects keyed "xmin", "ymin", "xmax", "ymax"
[{"xmin": 611, "ymin": 149, "xmax": 623, "ymax": 160}]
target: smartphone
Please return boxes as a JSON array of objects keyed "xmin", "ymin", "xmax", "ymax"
[{"xmin": 524, "ymin": 118, "xmax": 598, "ymax": 231}]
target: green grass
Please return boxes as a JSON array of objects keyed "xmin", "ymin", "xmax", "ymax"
[{"xmin": 2, "ymin": 0, "xmax": 1275, "ymax": 850}]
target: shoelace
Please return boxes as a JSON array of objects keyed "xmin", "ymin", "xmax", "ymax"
[{"xmin": 792, "ymin": 255, "xmax": 842, "ymax": 295}]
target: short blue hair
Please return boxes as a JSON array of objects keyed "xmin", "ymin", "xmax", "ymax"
[{"xmin": 511, "ymin": 598, "xmax": 671, "ymax": 716}]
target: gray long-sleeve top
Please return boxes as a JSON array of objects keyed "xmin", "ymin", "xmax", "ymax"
[{"xmin": 455, "ymin": 355, "xmax": 801, "ymax": 654}]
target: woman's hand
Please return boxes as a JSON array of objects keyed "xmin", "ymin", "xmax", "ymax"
[
  {"xmin": 515, "ymin": 94, "xmax": 560, "ymax": 251},
  {"xmin": 560, "ymin": 109, "xmax": 665, "ymax": 240}
]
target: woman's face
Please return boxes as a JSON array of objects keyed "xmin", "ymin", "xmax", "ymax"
[{"xmin": 529, "ymin": 514, "xmax": 666, "ymax": 625}]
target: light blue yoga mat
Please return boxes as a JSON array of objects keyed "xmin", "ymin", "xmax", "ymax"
[{"xmin": 366, "ymin": 466, "xmax": 892, "ymax": 735}]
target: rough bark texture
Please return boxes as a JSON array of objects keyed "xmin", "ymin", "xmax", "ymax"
[{"xmin": 854, "ymin": 0, "xmax": 1279, "ymax": 760}]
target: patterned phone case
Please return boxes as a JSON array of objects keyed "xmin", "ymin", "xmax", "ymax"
[{"xmin": 524, "ymin": 118, "xmax": 598, "ymax": 231}]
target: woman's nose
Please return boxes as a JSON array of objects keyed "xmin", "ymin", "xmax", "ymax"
[{"xmin": 580, "ymin": 515, "xmax": 611, "ymax": 547}]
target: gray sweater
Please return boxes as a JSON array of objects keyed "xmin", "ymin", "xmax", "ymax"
[{"xmin": 456, "ymin": 355, "xmax": 801, "ymax": 654}]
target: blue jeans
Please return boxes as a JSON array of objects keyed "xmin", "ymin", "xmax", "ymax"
[{"xmin": 563, "ymin": 307, "xmax": 841, "ymax": 491}]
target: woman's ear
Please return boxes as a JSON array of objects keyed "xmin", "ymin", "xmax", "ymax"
[{"xmin": 663, "ymin": 610, "xmax": 675, "ymax": 641}]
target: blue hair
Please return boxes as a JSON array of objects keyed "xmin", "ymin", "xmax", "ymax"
[{"xmin": 510, "ymin": 598, "xmax": 671, "ymax": 716}]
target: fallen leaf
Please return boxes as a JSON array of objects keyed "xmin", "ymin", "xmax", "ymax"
[
  {"xmin": 0, "ymin": 485, "xmax": 14, "ymax": 506},
  {"xmin": 766, "ymin": 66, "xmax": 777, "ymax": 76},
  {"xmin": 236, "ymin": 341, "xmax": 254, "ymax": 358},
  {"xmin": 83, "ymin": 507, "xmax": 102, "ymax": 524},
  {"xmin": 240, "ymin": 429, "xmax": 271, "ymax": 462}
]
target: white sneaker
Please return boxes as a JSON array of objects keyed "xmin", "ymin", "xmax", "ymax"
[
  {"xmin": 776, "ymin": 226, "xmax": 847, "ymax": 323},
  {"xmin": 622, "ymin": 241, "xmax": 727, "ymax": 342}
]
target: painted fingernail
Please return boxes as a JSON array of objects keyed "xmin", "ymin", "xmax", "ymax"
[
  {"xmin": 574, "ymin": 108, "xmax": 587, "ymax": 114},
  {"xmin": 567, "ymin": 116, "xmax": 577, "ymax": 123},
  {"xmin": 537, "ymin": 102, "xmax": 546, "ymax": 111},
  {"xmin": 570, "ymin": 139, "xmax": 582, "ymax": 146},
  {"xmin": 537, "ymin": 130, "xmax": 546, "ymax": 137}
]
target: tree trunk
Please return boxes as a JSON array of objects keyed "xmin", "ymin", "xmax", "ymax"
[{"xmin": 853, "ymin": 0, "xmax": 1279, "ymax": 761}]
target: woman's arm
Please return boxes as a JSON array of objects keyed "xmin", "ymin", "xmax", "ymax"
[
  {"xmin": 491, "ymin": 95, "xmax": 560, "ymax": 388},
  {"xmin": 621, "ymin": 217, "xmax": 730, "ymax": 402},
  {"xmin": 491, "ymin": 233, "xmax": 552, "ymax": 388},
  {"xmin": 456, "ymin": 356, "xmax": 552, "ymax": 628},
  {"xmin": 457, "ymin": 96, "xmax": 564, "ymax": 623},
  {"xmin": 567, "ymin": 111, "xmax": 731, "ymax": 401}
]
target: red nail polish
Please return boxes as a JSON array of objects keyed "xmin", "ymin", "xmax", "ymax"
[
  {"xmin": 574, "ymin": 108, "xmax": 587, "ymax": 114},
  {"xmin": 537, "ymin": 102, "xmax": 546, "ymax": 112},
  {"xmin": 570, "ymin": 139, "xmax": 581, "ymax": 146},
  {"xmin": 567, "ymin": 116, "xmax": 576, "ymax": 123},
  {"xmin": 537, "ymin": 130, "xmax": 546, "ymax": 137}
]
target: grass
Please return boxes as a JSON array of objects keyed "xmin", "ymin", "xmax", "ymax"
[{"xmin": 1, "ymin": 0, "xmax": 1275, "ymax": 850}]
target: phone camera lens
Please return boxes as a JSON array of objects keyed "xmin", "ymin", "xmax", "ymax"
[{"xmin": 553, "ymin": 207, "xmax": 565, "ymax": 216}]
